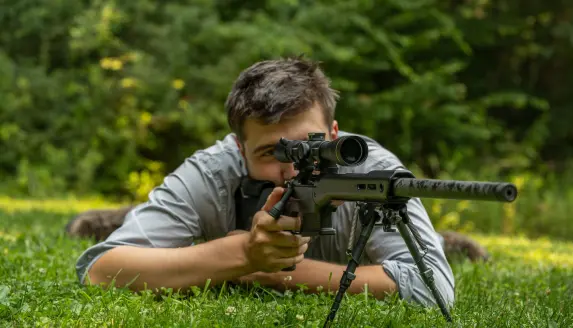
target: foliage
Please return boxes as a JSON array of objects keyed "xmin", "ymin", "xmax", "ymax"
[
  {"xmin": 0, "ymin": 0, "xmax": 571, "ymax": 200},
  {"xmin": 1, "ymin": 208, "xmax": 572, "ymax": 327}
]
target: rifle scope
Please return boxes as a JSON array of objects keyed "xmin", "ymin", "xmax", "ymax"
[{"xmin": 274, "ymin": 133, "xmax": 368, "ymax": 167}]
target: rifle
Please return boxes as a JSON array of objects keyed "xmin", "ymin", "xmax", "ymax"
[{"xmin": 262, "ymin": 132, "xmax": 518, "ymax": 327}]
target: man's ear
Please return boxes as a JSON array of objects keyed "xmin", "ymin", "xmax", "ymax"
[
  {"xmin": 330, "ymin": 120, "xmax": 339, "ymax": 140},
  {"xmin": 233, "ymin": 134, "xmax": 246, "ymax": 158}
]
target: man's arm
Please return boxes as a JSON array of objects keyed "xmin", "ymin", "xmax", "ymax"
[
  {"xmin": 74, "ymin": 143, "xmax": 251, "ymax": 290},
  {"xmin": 87, "ymin": 233, "xmax": 254, "ymax": 292},
  {"xmin": 86, "ymin": 187, "xmax": 311, "ymax": 294},
  {"xmin": 238, "ymin": 259, "xmax": 398, "ymax": 300}
]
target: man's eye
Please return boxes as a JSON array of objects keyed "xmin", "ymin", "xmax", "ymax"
[{"xmin": 262, "ymin": 150, "xmax": 274, "ymax": 157}]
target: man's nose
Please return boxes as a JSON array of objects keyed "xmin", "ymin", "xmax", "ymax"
[{"xmin": 281, "ymin": 163, "xmax": 298, "ymax": 182}]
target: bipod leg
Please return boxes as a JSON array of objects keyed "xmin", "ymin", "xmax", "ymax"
[
  {"xmin": 394, "ymin": 206, "xmax": 453, "ymax": 322},
  {"xmin": 323, "ymin": 203, "xmax": 378, "ymax": 328}
]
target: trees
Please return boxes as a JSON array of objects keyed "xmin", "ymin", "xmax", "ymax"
[{"xmin": 1, "ymin": 0, "xmax": 571, "ymax": 200}]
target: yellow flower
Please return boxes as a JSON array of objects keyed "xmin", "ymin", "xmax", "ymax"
[
  {"xmin": 172, "ymin": 79, "xmax": 185, "ymax": 90},
  {"xmin": 120, "ymin": 77, "xmax": 137, "ymax": 88},
  {"xmin": 459, "ymin": 220, "xmax": 475, "ymax": 233},
  {"xmin": 456, "ymin": 200, "xmax": 470, "ymax": 212},
  {"xmin": 110, "ymin": 59, "xmax": 123, "ymax": 71},
  {"xmin": 99, "ymin": 58, "xmax": 111, "ymax": 69},
  {"xmin": 99, "ymin": 57, "xmax": 123, "ymax": 71},
  {"xmin": 140, "ymin": 112, "xmax": 152, "ymax": 125},
  {"xmin": 512, "ymin": 175, "xmax": 526, "ymax": 190},
  {"xmin": 438, "ymin": 211, "xmax": 460, "ymax": 230},
  {"xmin": 146, "ymin": 160, "xmax": 163, "ymax": 172},
  {"xmin": 431, "ymin": 200, "xmax": 443, "ymax": 217},
  {"xmin": 102, "ymin": 4, "xmax": 115, "ymax": 22},
  {"xmin": 126, "ymin": 166, "xmax": 165, "ymax": 202}
]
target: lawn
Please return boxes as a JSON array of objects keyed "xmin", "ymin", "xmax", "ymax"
[{"xmin": 0, "ymin": 200, "xmax": 572, "ymax": 327}]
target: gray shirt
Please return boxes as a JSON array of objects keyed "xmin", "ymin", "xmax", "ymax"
[{"xmin": 75, "ymin": 131, "xmax": 455, "ymax": 307}]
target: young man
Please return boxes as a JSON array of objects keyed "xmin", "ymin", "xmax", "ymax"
[{"xmin": 71, "ymin": 57, "xmax": 487, "ymax": 308}]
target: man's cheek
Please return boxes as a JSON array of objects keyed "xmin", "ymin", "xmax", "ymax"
[{"xmin": 261, "ymin": 164, "xmax": 284, "ymax": 185}]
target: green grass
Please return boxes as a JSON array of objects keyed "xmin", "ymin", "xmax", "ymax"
[{"xmin": 1, "ymin": 207, "xmax": 572, "ymax": 327}]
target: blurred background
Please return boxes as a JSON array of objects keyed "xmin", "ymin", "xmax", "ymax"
[{"xmin": 0, "ymin": 0, "xmax": 571, "ymax": 242}]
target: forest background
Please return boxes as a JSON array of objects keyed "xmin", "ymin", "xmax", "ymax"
[{"xmin": 1, "ymin": 0, "xmax": 572, "ymax": 241}]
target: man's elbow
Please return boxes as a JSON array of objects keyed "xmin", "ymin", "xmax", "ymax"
[
  {"xmin": 409, "ymin": 269, "xmax": 455, "ymax": 309},
  {"xmin": 79, "ymin": 257, "xmax": 109, "ymax": 287},
  {"xmin": 83, "ymin": 265, "xmax": 106, "ymax": 287},
  {"xmin": 383, "ymin": 260, "xmax": 455, "ymax": 309},
  {"xmin": 78, "ymin": 248, "xmax": 127, "ymax": 288}
]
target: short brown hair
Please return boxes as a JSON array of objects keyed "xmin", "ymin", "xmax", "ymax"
[{"xmin": 225, "ymin": 56, "xmax": 339, "ymax": 141}]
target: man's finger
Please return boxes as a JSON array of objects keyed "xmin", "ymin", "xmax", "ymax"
[
  {"xmin": 256, "ymin": 214, "xmax": 301, "ymax": 232},
  {"xmin": 272, "ymin": 243, "xmax": 309, "ymax": 258},
  {"xmin": 250, "ymin": 229, "xmax": 309, "ymax": 247},
  {"xmin": 331, "ymin": 200, "xmax": 345, "ymax": 207},
  {"xmin": 271, "ymin": 231, "xmax": 311, "ymax": 247},
  {"xmin": 261, "ymin": 187, "xmax": 286, "ymax": 212},
  {"xmin": 275, "ymin": 231, "xmax": 311, "ymax": 246},
  {"xmin": 272, "ymin": 254, "xmax": 305, "ymax": 270}
]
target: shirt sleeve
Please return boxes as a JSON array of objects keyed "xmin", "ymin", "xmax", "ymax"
[
  {"xmin": 357, "ymin": 138, "xmax": 455, "ymax": 307},
  {"xmin": 74, "ymin": 153, "xmax": 225, "ymax": 285}
]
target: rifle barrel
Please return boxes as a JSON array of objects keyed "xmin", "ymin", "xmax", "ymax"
[{"xmin": 392, "ymin": 178, "xmax": 517, "ymax": 202}]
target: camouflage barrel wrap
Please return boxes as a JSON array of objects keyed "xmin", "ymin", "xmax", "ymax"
[{"xmin": 392, "ymin": 178, "xmax": 518, "ymax": 202}]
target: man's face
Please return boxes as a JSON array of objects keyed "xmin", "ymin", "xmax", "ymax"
[{"xmin": 235, "ymin": 105, "xmax": 339, "ymax": 187}]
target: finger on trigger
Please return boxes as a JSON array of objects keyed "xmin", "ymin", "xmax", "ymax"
[{"xmin": 261, "ymin": 187, "xmax": 285, "ymax": 212}]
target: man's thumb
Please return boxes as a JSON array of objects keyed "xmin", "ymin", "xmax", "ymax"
[{"xmin": 261, "ymin": 187, "xmax": 285, "ymax": 212}]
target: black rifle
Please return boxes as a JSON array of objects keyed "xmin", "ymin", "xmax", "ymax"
[{"xmin": 262, "ymin": 132, "xmax": 517, "ymax": 327}]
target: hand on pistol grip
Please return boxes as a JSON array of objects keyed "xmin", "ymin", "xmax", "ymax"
[{"xmin": 245, "ymin": 187, "xmax": 310, "ymax": 273}]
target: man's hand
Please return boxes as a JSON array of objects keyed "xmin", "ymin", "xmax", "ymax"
[{"xmin": 243, "ymin": 187, "xmax": 311, "ymax": 273}]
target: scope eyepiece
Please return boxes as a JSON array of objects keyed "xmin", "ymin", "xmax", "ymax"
[
  {"xmin": 273, "ymin": 133, "xmax": 369, "ymax": 167},
  {"xmin": 274, "ymin": 139, "xmax": 309, "ymax": 163}
]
